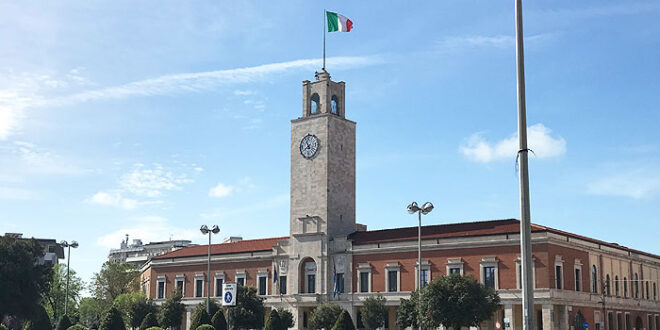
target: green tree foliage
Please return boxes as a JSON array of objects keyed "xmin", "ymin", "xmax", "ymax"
[
  {"xmin": 145, "ymin": 327, "xmax": 163, "ymax": 330},
  {"xmin": 195, "ymin": 325, "xmax": 215, "ymax": 330},
  {"xmin": 310, "ymin": 304, "xmax": 343, "ymax": 329},
  {"xmin": 157, "ymin": 290, "xmax": 184, "ymax": 329},
  {"xmin": 44, "ymin": 264, "xmax": 84, "ymax": 321},
  {"xmin": 211, "ymin": 310, "xmax": 227, "ymax": 330},
  {"xmin": 205, "ymin": 300, "xmax": 221, "ymax": 320},
  {"xmin": 78, "ymin": 297, "xmax": 101, "ymax": 329},
  {"xmin": 0, "ymin": 236, "xmax": 53, "ymax": 319},
  {"xmin": 112, "ymin": 292, "xmax": 155, "ymax": 328},
  {"xmin": 99, "ymin": 307, "xmax": 126, "ymax": 330},
  {"xmin": 418, "ymin": 274, "xmax": 500, "ymax": 330},
  {"xmin": 396, "ymin": 290, "xmax": 419, "ymax": 329},
  {"xmin": 0, "ymin": 324, "xmax": 7, "ymax": 330},
  {"xmin": 91, "ymin": 262, "xmax": 139, "ymax": 311},
  {"xmin": 23, "ymin": 305, "xmax": 53, "ymax": 330},
  {"xmin": 189, "ymin": 305, "xmax": 212, "ymax": 330},
  {"xmin": 264, "ymin": 310, "xmax": 280, "ymax": 330},
  {"xmin": 57, "ymin": 315, "xmax": 73, "ymax": 330},
  {"xmin": 360, "ymin": 295, "xmax": 386, "ymax": 330},
  {"xmin": 277, "ymin": 309, "xmax": 294, "ymax": 329},
  {"xmin": 332, "ymin": 310, "xmax": 355, "ymax": 330},
  {"xmin": 227, "ymin": 286, "xmax": 265, "ymax": 330},
  {"xmin": 67, "ymin": 325, "xmax": 87, "ymax": 330},
  {"xmin": 139, "ymin": 313, "xmax": 158, "ymax": 330}
]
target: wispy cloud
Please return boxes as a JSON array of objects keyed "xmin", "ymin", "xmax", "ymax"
[
  {"xmin": 208, "ymin": 177, "xmax": 255, "ymax": 198},
  {"xmin": 437, "ymin": 33, "xmax": 557, "ymax": 51},
  {"xmin": 534, "ymin": 2, "xmax": 660, "ymax": 21},
  {"xmin": 120, "ymin": 163, "xmax": 192, "ymax": 198},
  {"xmin": 87, "ymin": 191, "xmax": 162, "ymax": 210},
  {"xmin": 460, "ymin": 124, "xmax": 566, "ymax": 163},
  {"xmin": 587, "ymin": 168, "xmax": 660, "ymax": 199},
  {"xmin": 96, "ymin": 216, "xmax": 199, "ymax": 249}
]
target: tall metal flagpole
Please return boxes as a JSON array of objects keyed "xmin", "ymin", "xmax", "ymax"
[
  {"xmin": 515, "ymin": 0, "xmax": 534, "ymax": 329},
  {"xmin": 323, "ymin": 10, "xmax": 326, "ymax": 70}
]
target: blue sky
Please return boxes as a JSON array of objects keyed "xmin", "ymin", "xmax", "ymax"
[{"xmin": 1, "ymin": 1, "xmax": 659, "ymax": 292}]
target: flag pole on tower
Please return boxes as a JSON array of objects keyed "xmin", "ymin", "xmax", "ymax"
[{"xmin": 323, "ymin": 10, "xmax": 327, "ymax": 70}]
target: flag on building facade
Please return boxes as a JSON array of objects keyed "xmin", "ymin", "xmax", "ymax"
[{"xmin": 326, "ymin": 11, "xmax": 353, "ymax": 32}]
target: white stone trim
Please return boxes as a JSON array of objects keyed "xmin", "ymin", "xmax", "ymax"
[
  {"xmin": 480, "ymin": 256, "xmax": 499, "ymax": 290},
  {"xmin": 415, "ymin": 260, "xmax": 432, "ymax": 289},
  {"xmin": 358, "ymin": 263, "xmax": 372, "ymax": 293},
  {"xmin": 384, "ymin": 262, "xmax": 401, "ymax": 292},
  {"xmin": 515, "ymin": 256, "xmax": 536, "ymax": 289},
  {"xmin": 235, "ymin": 269, "xmax": 246, "ymax": 287},
  {"xmin": 574, "ymin": 260, "xmax": 583, "ymax": 292},
  {"xmin": 214, "ymin": 272, "xmax": 225, "ymax": 297},
  {"xmin": 157, "ymin": 275, "xmax": 166, "ymax": 299},
  {"xmin": 257, "ymin": 269, "xmax": 269, "ymax": 296},
  {"xmin": 555, "ymin": 255, "xmax": 565, "ymax": 290},
  {"xmin": 194, "ymin": 274, "xmax": 205, "ymax": 298},
  {"xmin": 446, "ymin": 257, "xmax": 464, "ymax": 275}
]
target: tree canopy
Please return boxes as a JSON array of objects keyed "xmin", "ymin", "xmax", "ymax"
[
  {"xmin": 99, "ymin": 307, "xmax": 126, "ymax": 330},
  {"xmin": 112, "ymin": 292, "xmax": 155, "ymax": 328},
  {"xmin": 211, "ymin": 310, "xmax": 227, "ymax": 330},
  {"xmin": 396, "ymin": 290, "xmax": 419, "ymax": 329},
  {"xmin": 189, "ymin": 305, "xmax": 212, "ymax": 330},
  {"xmin": 0, "ymin": 236, "xmax": 53, "ymax": 319},
  {"xmin": 44, "ymin": 264, "xmax": 84, "ymax": 321},
  {"xmin": 332, "ymin": 310, "xmax": 355, "ymax": 330},
  {"xmin": 56, "ymin": 315, "xmax": 73, "ymax": 330},
  {"xmin": 226, "ymin": 286, "xmax": 264, "ymax": 330},
  {"xmin": 91, "ymin": 262, "xmax": 139, "ymax": 311},
  {"xmin": 157, "ymin": 290, "xmax": 184, "ymax": 329},
  {"xmin": 78, "ymin": 297, "xmax": 102, "ymax": 329},
  {"xmin": 360, "ymin": 295, "xmax": 386, "ymax": 330},
  {"xmin": 276, "ymin": 309, "xmax": 294, "ymax": 330},
  {"xmin": 310, "ymin": 303, "xmax": 343, "ymax": 330}
]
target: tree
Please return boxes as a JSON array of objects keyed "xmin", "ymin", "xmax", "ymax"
[
  {"xmin": 99, "ymin": 307, "xmax": 126, "ymax": 330},
  {"xmin": 332, "ymin": 311, "xmax": 355, "ymax": 330},
  {"xmin": 57, "ymin": 315, "xmax": 73, "ymax": 330},
  {"xmin": 360, "ymin": 295, "xmax": 386, "ymax": 330},
  {"xmin": 67, "ymin": 325, "xmax": 87, "ymax": 330},
  {"xmin": 310, "ymin": 304, "xmax": 343, "ymax": 329},
  {"xmin": 264, "ymin": 310, "xmax": 280, "ymax": 330},
  {"xmin": 226, "ymin": 286, "xmax": 264, "ymax": 330},
  {"xmin": 44, "ymin": 264, "xmax": 84, "ymax": 321},
  {"xmin": 0, "ymin": 236, "xmax": 53, "ymax": 319},
  {"xmin": 211, "ymin": 310, "xmax": 227, "ymax": 330},
  {"xmin": 139, "ymin": 313, "xmax": 158, "ymax": 330},
  {"xmin": 418, "ymin": 274, "xmax": 500, "ymax": 330},
  {"xmin": 189, "ymin": 305, "xmax": 211, "ymax": 330},
  {"xmin": 195, "ymin": 326, "xmax": 215, "ymax": 330},
  {"xmin": 396, "ymin": 290, "xmax": 419, "ymax": 329},
  {"xmin": 157, "ymin": 290, "xmax": 184, "ymax": 330},
  {"xmin": 276, "ymin": 309, "xmax": 294, "ymax": 329},
  {"xmin": 78, "ymin": 297, "xmax": 102, "ymax": 329},
  {"xmin": 91, "ymin": 262, "xmax": 139, "ymax": 311},
  {"xmin": 112, "ymin": 292, "xmax": 155, "ymax": 328},
  {"xmin": 23, "ymin": 305, "xmax": 52, "ymax": 330}
]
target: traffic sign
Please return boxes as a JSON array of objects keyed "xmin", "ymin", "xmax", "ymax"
[
  {"xmin": 222, "ymin": 282, "xmax": 237, "ymax": 306},
  {"xmin": 496, "ymin": 321, "xmax": 502, "ymax": 329},
  {"xmin": 583, "ymin": 321, "xmax": 589, "ymax": 329}
]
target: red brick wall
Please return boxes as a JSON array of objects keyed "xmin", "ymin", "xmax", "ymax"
[
  {"xmin": 149, "ymin": 259, "xmax": 272, "ymax": 299},
  {"xmin": 547, "ymin": 244, "xmax": 590, "ymax": 291}
]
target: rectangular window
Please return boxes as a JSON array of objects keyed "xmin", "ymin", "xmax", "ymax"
[
  {"xmin": 336, "ymin": 273, "xmax": 344, "ymax": 293},
  {"xmin": 176, "ymin": 279, "xmax": 184, "ymax": 294},
  {"xmin": 388, "ymin": 270, "xmax": 398, "ymax": 292},
  {"xmin": 421, "ymin": 269, "xmax": 429, "ymax": 288},
  {"xmin": 258, "ymin": 276, "xmax": 267, "ymax": 295},
  {"xmin": 575, "ymin": 269, "xmax": 581, "ymax": 291},
  {"xmin": 307, "ymin": 274, "xmax": 315, "ymax": 293},
  {"xmin": 625, "ymin": 314, "xmax": 631, "ymax": 330},
  {"xmin": 449, "ymin": 267, "xmax": 461, "ymax": 275},
  {"xmin": 556, "ymin": 265, "xmax": 563, "ymax": 289},
  {"xmin": 157, "ymin": 281, "xmax": 165, "ymax": 299},
  {"xmin": 360, "ymin": 272, "xmax": 369, "ymax": 293},
  {"xmin": 236, "ymin": 276, "xmax": 245, "ymax": 287},
  {"xmin": 215, "ymin": 278, "xmax": 223, "ymax": 297},
  {"xmin": 279, "ymin": 275, "xmax": 287, "ymax": 294},
  {"xmin": 608, "ymin": 312, "xmax": 613, "ymax": 330},
  {"xmin": 195, "ymin": 279, "xmax": 203, "ymax": 297},
  {"xmin": 484, "ymin": 266, "xmax": 496, "ymax": 289},
  {"xmin": 617, "ymin": 313, "xmax": 622, "ymax": 330}
]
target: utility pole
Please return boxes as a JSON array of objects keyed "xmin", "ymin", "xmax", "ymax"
[{"xmin": 515, "ymin": 0, "xmax": 534, "ymax": 329}]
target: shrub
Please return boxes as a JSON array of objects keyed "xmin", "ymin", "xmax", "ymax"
[
  {"xmin": 139, "ymin": 313, "xmax": 158, "ymax": 330},
  {"xmin": 145, "ymin": 327, "xmax": 163, "ymax": 330},
  {"xmin": 158, "ymin": 290, "xmax": 184, "ymax": 329},
  {"xmin": 24, "ymin": 305, "xmax": 52, "ymax": 330},
  {"xmin": 99, "ymin": 307, "xmax": 126, "ymax": 330},
  {"xmin": 189, "ymin": 306, "xmax": 212, "ymax": 330},
  {"xmin": 0, "ymin": 324, "xmax": 7, "ymax": 330},
  {"xmin": 277, "ymin": 309, "xmax": 294, "ymax": 329},
  {"xmin": 264, "ymin": 310, "xmax": 280, "ymax": 330},
  {"xmin": 332, "ymin": 310, "xmax": 355, "ymax": 330},
  {"xmin": 360, "ymin": 295, "xmax": 386, "ymax": 330},
  {"xmin": 67, "ymin": 325, "xmax": 87, "ymax": 330},
  {"xmin": 310, "ymin": 304, "xmax": 343, "ymax": 330},
  {"xmin": 196, "ymin": 325, "xmax": 215, "ymax": 330},
  {"xmin": 57, "ymin": 315, "xmax": 73, "ymax": 330},
  {"xmin": 211, "ymin": 310, "xmax": 227, "ymax": 330}
]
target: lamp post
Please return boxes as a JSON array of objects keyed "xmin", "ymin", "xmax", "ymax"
[
  {"xmin": 407, "ymin": 201, "xmax": 433, "ymax": 329},
  {"xmin": 200, "ymin": 225, "xmax": 220, "ymax": 314},
  {"xmin": 59, "ymin": 240, "xmax": 78, "ymax": 315}
]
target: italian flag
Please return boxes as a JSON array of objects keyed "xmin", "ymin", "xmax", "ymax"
[{"xmin": 326, "ymin": 11, "xmax": 353, "ymax": 32}]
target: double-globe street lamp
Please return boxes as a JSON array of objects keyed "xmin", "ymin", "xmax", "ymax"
[
  {"xmin": 59, "ymin": 240, "xmax": 79, "ymax": 315},
  {"xmin": 407, "ymin": 201, "xmax": 433, "ymax": 329},
  {"xmin": 200, "ymin": 225, "xmax": 220, "ymax": 314}
]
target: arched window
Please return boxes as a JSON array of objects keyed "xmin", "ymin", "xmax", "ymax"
[
  {"xmin": 606, "ymin": 275, "xmax": 611, "ymax": 296},
  {"xmin": 330, "ymin": 95, "xmax": 339, "ymax": 115},
  {"xmin": 300, "ymin": 258, "xmax": 316, "ymax": 294},
  {"xmin": 615, "ymin": 276, "xmax": 619, "ymax": 296},
  {"xmin": 592, "ymin": 265, "xmax": 598, "ymax": 293},
  {"xmin": 634, "ymin": 273, "xmax": 639, "ymax": 298},
  {"xmin": 624, "ymin": 277, "xmax": 628, "ymax": 297},
  {"xmin": 310, "ymin": 93, "xmax": 320, "ymax": 114}
]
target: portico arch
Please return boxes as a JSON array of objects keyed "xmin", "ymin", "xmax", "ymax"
[{"xmin": 299, "ymin": 257, "xmax": 317, "ymax": 294}]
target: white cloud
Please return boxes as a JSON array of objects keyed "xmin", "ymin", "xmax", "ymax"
[
  {"xmin": 209, "ymin": 183, "xmax": 234, "ymax": 198},
  {"xmin": 88, "ymin": 191, "xmax": 144, "ymax": 210},
  {"xmin": 96, "ymin": 216, "xmax": 198, "ymax": 249},
  {"xmin": 460, "ymin": 123, "xmax": 566, "ymax": 163},
  {"xmin": 438, "ymin": 34, "xmax": 556, "ymax": 51},
  {"xmin": 587, "ymin": 170, "xmax": 660, "ymax": 199},
  {"xmin": 120, "ymin": 163, "xmax": 192, "ymax": 197},
  {"xmin": 0, "ymin": 186, "xmax": 37, "ymax": 200}
]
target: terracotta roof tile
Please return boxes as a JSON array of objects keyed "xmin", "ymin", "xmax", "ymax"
[{"xmin": 153, "ymin": 236, "xmax": 288, "ymax": 259}]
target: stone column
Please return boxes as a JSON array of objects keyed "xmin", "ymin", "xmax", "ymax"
[
  {"xmin": 185, "ymin": 310, "xmax": 192, "ymax": 330},
  {"xmin": 543, "ymin": 304, "xmax": 555, "ymax": 330},
  {"xmin": 504, "ymin": 304, "xmax": 516, "ymax": 330},
  {"xmin": 559, "ymin": 305, "xmax": 569, "ymax": 330}
]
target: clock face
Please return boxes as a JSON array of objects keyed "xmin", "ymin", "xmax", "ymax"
[{"xmin": 300, "ymin": 134, "xmax": 319, "ymax": 159}]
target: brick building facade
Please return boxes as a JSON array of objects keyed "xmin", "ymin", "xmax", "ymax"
[{"xmin": 140, "ymin": 71, "xmax": 660, "ymax": 330}]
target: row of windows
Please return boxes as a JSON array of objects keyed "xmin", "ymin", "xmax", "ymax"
[
  {"xmin": 591, "ymin": 265, "xmax": 658, "ymax": 300},
  {"xmin": 605, "ymin": 312, "xmax": 659, "ymax": 330},
  {"xmin": 309, "ymin": 94, "xmax": 340, "ymax": 115},
  {"xmin": 155, "ymin": 273, "xmax": 270, "ymax": 299}
]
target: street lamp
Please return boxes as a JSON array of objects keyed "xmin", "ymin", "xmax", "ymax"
[
  {"xmin": 407, "ymin": 201, "xmax": 433, "ymax": 329},
  {"xmin": 59, "ymin": 240, "xmax": 79, "ymax": 315},
  {"xmin": 200, "ymin": 225, "xmax": 220, "ymax": 314}
]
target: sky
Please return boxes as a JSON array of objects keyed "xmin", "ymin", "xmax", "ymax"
[{"xmin": 1, "ymin": 1, "xmax": 659, "ymax": 293}]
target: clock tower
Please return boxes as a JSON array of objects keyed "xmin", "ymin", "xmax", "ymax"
[{"xmin": 290, "ymin": 69, "xmax": 356, "ymax": 239}]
